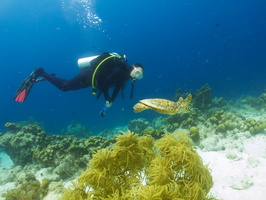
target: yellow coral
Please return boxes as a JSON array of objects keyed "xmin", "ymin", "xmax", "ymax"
[
  {"xmin": 147, "ymin": 132, "xmax": 212, "ymax": 199},
  {"xmin": 61, "ymin": 181, "xmax": 88, "ymax": 200},
  {"xmin": 61, "ymin": 131, "xmax": 214, "ymax": 200},
  {"xmin": 130, "ymin": 184, "xmax": 182, "ymax": 200}
]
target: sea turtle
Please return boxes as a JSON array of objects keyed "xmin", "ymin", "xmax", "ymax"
[{"xmin": 133, "ymin": 94, "xmax": 192, "ymax": 115}]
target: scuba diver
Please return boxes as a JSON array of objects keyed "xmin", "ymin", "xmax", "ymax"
[{"xmin": 14, "ymin": 52, "xmax": 144, "ymax": 117}]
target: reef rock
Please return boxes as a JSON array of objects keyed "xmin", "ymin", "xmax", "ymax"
[
  {"xmin": 128, "ymin": 118, "xmax": 151, "ymax": 133},
  {"xmin": 0, "ymin": 124, "xmax": 46, "ymax": 166},
  {"xmin": 193, "ymin": 84, "xmax": 212, "ymax": 110}
]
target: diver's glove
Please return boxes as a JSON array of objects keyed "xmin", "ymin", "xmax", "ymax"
[{"xmin": 105, "ymin": 100, "xmax": 113, "ymax": 108}]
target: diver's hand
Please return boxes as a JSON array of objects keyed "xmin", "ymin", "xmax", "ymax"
[{"xmin": 105, "ymin": 100, "xmax": 113, "ymax": 108}]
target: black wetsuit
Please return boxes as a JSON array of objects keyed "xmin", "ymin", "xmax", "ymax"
[{"xmin": 40, "ymin": 52, "xmax": 133, "ymax": 102}]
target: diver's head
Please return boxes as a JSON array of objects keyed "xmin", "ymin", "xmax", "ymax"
[{"xmin": 130, "ymin": 63, "xmax": 144, "ymax": 80}]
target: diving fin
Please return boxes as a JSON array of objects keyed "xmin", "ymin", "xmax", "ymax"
[{"xmin": 14, "ymin": 70, "xmax": 39, "ymax": 103}]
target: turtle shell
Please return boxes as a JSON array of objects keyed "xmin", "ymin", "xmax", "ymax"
[{"xmin": 138, "ymin": 98, "xmax": 179, "ymax": 115}]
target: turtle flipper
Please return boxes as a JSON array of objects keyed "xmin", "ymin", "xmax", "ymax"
[
  {"xmin": 175, "ymin": 94, "xmax": 192, "ymax": 114},
  {"xmin": 133, "ymin": 103, "xmax": 149, "ymax": 113}
]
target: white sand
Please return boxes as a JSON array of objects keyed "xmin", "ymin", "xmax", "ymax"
[
  {"xmin": 198, "ymin": 134, "xmax": 266, "ymax": 200},
  {"xmin": 0, "ymin": 152, "xmax": 14, "ymax": 199}
]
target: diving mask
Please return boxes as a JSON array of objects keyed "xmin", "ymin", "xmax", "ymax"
[{"xmin": 130, "ymin": 67, "xmax": 144, "ymax": 79}]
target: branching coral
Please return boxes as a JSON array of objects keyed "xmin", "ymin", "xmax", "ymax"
[
  {"xmin": 61, "ymin": 131, "xmax": 214, "ymax": 200},
  {"xmin": 75, "ymin": 132, "xmax": 152, "ymax": 198},
  {"xmin": 128, "ymin": 118, "xmax": 150, "ymax": 133},
  {"xmin": 2, "ymin": 178, "xmax": 50, "ymax": 200},
  {"xmin": 141, "ymin": 128, "xmax": 165, "ymax": 139},
  {"xmin": 147, "ymin": 133, "xmax": 212, "ymax": 199},
  {"xmin": 193, "ymin": 84, "xmax": 212, "ymax": 110}
]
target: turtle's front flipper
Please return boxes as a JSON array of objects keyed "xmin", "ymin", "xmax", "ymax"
[
  {"xmin": 175, "ymin": 94, "xmax": 192, "ymax": 113},
  {"xmin": 133, "ymin": 103, "xmax": 149, "ymax": 113}
]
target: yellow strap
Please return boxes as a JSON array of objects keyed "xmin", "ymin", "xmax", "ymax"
[{"xmin": 91, "ymin": 54, "xmax": 121, "ymax": 94}]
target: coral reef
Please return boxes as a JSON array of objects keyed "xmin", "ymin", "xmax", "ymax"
[
  {"xmin": 4, "ymin": 122, "xmax": 21, "ymax": 133},
  {"xmin": 2, "ymin": 173, "xmax": 50, "ymax": 200},
  {"xmin": 61, "ymin": 121, "xmax": 92, "ymax": 138},
  {"xmin": 193, "ymin": 84, "xmax": 212, "ymax": 110},
  {"xmin": 174, "ymin": 88, "xmax": 188, "ymax": 99},
  {"xmin": 0, "ymin": 124, "xmax": 46, "ymax": 166},
  {"xmin": 174, "ymin": 84, "xmax": 227, "ymax": 112},
  {"xmin": 134, "ymin": 85, "xmax": 265, "ymax": 149},
  {"xmin": 209, "ymin": 110, "xmax": 243, "ymax": 133},
  {"xmin": 165, "ymin": 112, "xmax": 197, "ymax": 129},
  {"xmin": 128, "ymin": 118, "xmax": 151, "ymax": 133},
  {"xmin": 244, "ymin": 118, "xmax": 266, "ymax": 134},
  {"xmin": 32, "ymin": 135, "xmax": 112, "ymax": 179},
  {"xmin": 237, "ymin": 89, "xmax": 266, "ymax": 110},
  {"xmin": 1, "ymin": 86, "xmax": 265, "ymax": 200},
  {"xmin": 212, "ymin": 97, "xmax": 227, "ymax": 108},
  {"xmin": 98, "ymin": 125, "xmax": 128, "ymax": 139},
  {"xmin": 61, "ymin": 131, "xmax": 214, "ymax": 200},
  {"xmin": 165, "ymin": 122, "xmax": 180, "ymax": 132},
  {"xmin": 174, "ymin": 84, "xmax": 213, "ymax": 110},
  {"xmin": 0, "ymin": 123, "xmax": 116, "ymax": 180},
  {"xmin": 189, "ymin": 126, "xmax": 200, "ymax": 142},
  {"xmin": 2, "ymin": 180, "xmax": 41, "ymax": 200},
  {"xmin": 140, "ymin": 128, "xmax": 165, "ymax": 139},
  {"xmin": 207, "ymin": 110, "xmax": 266, "ymax": 135}
]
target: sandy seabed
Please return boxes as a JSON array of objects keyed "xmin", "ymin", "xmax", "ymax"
[{"xmin": 198, "ymin": 134, "xmax": 266, "ymax": 200}]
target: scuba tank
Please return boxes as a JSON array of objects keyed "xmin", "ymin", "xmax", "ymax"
[{"xmin": 77, "ymin": 55, "xmax": 98, "ymax": 70}]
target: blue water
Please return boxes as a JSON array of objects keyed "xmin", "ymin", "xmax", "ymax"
[{"xmin": 0, "ymin": 0, "xmax": 265, "ymax": 134}]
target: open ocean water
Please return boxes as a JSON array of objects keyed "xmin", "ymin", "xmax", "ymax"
[{"xmin": 0, "ymin": 0, "xmax": 265, "ymax": 134}]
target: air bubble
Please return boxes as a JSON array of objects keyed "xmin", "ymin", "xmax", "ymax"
[{"xmin": 61, "ymin": 0, "xmax": 104, "ymax": 31}]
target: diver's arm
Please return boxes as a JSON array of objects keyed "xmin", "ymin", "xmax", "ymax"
[
  {"xmin": 102, "ymin": 87, "xmax": 111, "ymax": 102},
  {"xmin": 100, "ymin": 75, "xmax": 116, "ymax": 117},
  {"xmin": 99, "ymin": 81, "xmax": 112, "ymax": 117},
  {"xmin": 101, "ymin": 70, "xmax": 121, "ymax": 102},
  {"xmin": 111, "ymin": 82, "xmax": 124, "ymax": 101}
]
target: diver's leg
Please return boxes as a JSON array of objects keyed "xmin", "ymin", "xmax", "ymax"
[{"xmin": 36, "ymin": 68, "xmax": 93, "ymax": 91}]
